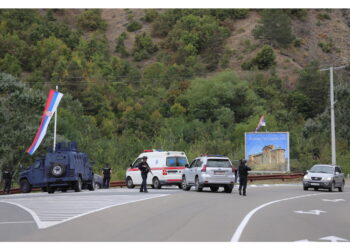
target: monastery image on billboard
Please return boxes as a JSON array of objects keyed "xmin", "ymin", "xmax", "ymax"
[{"xmin": 245, "ymin": 132, "xmax": 290, "ymax": 172}]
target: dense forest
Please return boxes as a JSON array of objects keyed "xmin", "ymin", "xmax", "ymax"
[{"xmin": 1, "ymin": 9, "xmax": 350, "ymax": 181}]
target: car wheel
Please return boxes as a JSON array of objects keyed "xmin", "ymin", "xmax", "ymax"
[
  {"xmin": 210, "ymin": 186, "xmax": 219, "ymax": 192},
  {"xmin": 74, "ymin": 177, "xmax": 82, "ymax": 192},
  {"xmin": 126, "ymin": 177, "xmax": 135, "ymax": 189},
  {"xmin": 329, "ymin": 182, "xmax": 335, "ymax": 192},
  {"xmin": 195, "ymin": 177, "xmax": 203, "ymax": 192},
  {"xmin": 88, "ymin": 177, "xmax": 95, "ymax": 191},
  {"xmin": 182, "ymin": 176, "xmax": 191, "ymax": 191},
  {"xmin": 48, "ymin": 187, "xmax": 55, "ymax": 194},
  {"xmin": 61, "ymin": 188, "xmax": 67, "ymax": 193},
  {"xmin": 314, "ymin": 187, "xmax": 319, "ymax": 191},
  {"xmin": 224, "ymin": 184, "xmax": 233, "ymax": 193},
  {"xmin": 20, "ymin": 179, "xmax": 32, "ymax": 193},
  {"xmin": 303, "ymin": 186, "xmax": 308, "ymax": 191},
  {"xmin": 153, "ymin": 177, "xmax": 161, "ymax": 189},
  {"xmin": 338, "ymin": 181, "xmax": 344, "ymax": 192},
  {"xmin": 41, "ymin": 187, "xmax": 47, "ymax": 192}
]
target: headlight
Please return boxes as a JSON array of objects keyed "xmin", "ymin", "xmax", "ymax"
[
  {"xmin": 304, "ymin": 175, "xmax": 311, "ymax": 180},
  {"xmin": 324, "ymin": 177, "xmax": 332, "ymax": 181}
]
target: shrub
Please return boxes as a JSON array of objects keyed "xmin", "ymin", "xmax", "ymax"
[
  {"xmin": 318, "ymin": 40, "xmax": 334, "ymax": 53},
  {"xmin": 253, "ymin": 9, "xmax": 295, "ymax": 47},
  {"xmin": 241, "ymin": 45, "xmax": 275, "ymax": 70},
  {"xmin": 115, "ymin": 32, "xmax": 129, "ymax": 57},
  {"xmin": 127, "ymin": 21, "xmax": 142, "ymax": 32},
  {"xmin": 143, "ymin": 9, "xmax": 158, "ymax": 22},
  {"xmin": 132, "ymin": 33, "xmax": 158, "ymax": 61},
  {"xmin": 317, "ymin": 13, "xmax": 331, "ymax": 20},
  {"xmin": 77, "ymin": 9, "xmax": 107, "ymax": 31}
]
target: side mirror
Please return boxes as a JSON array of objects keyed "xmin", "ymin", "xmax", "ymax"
[
  {"xmin": 185, "ymin": 164, "xmax": 189, "ymax": 168},
  {"xmin": 335, "ymin": 172, "xmax": 340, "ymax": 175}
]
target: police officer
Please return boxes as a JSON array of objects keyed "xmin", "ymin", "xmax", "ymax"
[
  {"xmin": 102, "ymin": 164, "xmax": 112, "ymax": 189},
  {"xmin": 2, "ymin": 168, "xmax": 12, "ymax": 194},
  {"xmin": 238, "ymin": 159, "xmax": 251, "ymax": 196},
  {"xmin": 137, "ymin": 156, "xmax": 152, "ymax": 193}
]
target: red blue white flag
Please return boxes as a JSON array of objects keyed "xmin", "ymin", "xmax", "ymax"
[
  {"xmin": 255, "ymin": 115, "xmax": 266, "ymax": 132},
  {"xmin": 26, "ymin": 89, "xmax": 63, "ymax": 155}
]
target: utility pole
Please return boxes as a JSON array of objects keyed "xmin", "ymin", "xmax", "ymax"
[{"xmin": 320, "ymin": 65, "xmax": 346, "ymax": 165}]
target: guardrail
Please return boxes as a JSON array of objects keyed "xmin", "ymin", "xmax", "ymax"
[{"xmin": 0, "ymin": 174, "xmax": 304, "ymax": 195}]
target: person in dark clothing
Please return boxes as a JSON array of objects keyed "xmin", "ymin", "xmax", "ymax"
[
  {"xmin": 137, "ymin": 156, "xmax": 152, "ymax": 193},
  {"xmin": 102, "ymin": 164, "xmax": 112, "ymax": 189},
  {"xmin": 238, "ymin": 159, "xmax": 251, "ymax": 196},
  {"xmin": 2, "ymin": 168, "xmax": 12, "ymax": 194}
]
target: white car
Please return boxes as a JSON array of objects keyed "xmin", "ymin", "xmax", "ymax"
[
  {"xmin": 182, "ymin": 155, "xmax": 235, "ymax": 193},
  {"xmin": 126, "ymin": 150, "xmax": 189, "ymax": 189}
]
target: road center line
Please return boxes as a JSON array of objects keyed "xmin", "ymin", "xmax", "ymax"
[
  {"xmin": 230, "ymin": 191, "xmax": 349, "ymax": 242},
  {"xmin": 0, "ymin": 221, "xmax": 35, "ymax": 224}
]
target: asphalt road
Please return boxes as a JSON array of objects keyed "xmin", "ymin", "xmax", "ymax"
[{"xmin": 0, "ymin": 184, "xmax": 349, "ymax": 242}]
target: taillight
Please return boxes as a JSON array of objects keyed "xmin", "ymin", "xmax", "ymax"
[
  {"xmin": 163, "ymin": 169, "xmax": 167, "ymax": 175},
  {"xmin": 201, "ymin": 165, "xmax": 207, "ymax": 172},
  {"xmin": 230, "ymin": 165, "xmax": 234, "ymax": 173}
]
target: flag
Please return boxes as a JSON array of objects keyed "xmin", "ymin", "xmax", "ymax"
[
  {"xmin": 26, "ymin": 89, "xmax": 64, "ymax": 155},
  {"xmin": 255, "ymin": 115, "xmax": 266, "ymax": 132}
]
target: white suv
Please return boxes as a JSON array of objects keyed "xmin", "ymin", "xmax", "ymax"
[{"xmin": 182, "ymin": 155, "xmax": 235, "ymax": 193}]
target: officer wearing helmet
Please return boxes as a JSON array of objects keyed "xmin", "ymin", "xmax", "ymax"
[
  {"xmin": 238, "ymin": 159, "xmax": 251, "ymax": 196},
  {"xmin": 137, "ymin": 156, "xmax": 152, "ymax": 193},
  {"xmin": 2, "ymin": 168, "xmax": 13, "ymax": 194}
]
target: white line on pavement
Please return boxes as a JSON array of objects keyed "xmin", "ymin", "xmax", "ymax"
[
  {"xmin": 230, "ymin": 191, "xmax": 349, "ymax": 242},
  {"xmin": 0, "ymin": 221, "xmax": 35, "ymax": 224}
]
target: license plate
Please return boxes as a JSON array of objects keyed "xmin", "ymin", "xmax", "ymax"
[
  {"xmin": 214, "ymin": 171, "xmax": 225, "ymax": 175},
  {"xmin": 167, "ymin": 171, "xmax": 177, "ymax": 174},
  {"xmin": 310, "ymin": 183, "xmax": 320, "ymax": 186}
]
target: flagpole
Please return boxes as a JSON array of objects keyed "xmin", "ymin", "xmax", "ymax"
[{"xmin": 53, "ymin": 85, "xmax": 58, "ymax": 152}]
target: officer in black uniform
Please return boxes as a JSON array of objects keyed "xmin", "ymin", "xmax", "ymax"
[
  {"xmin": 102, "ymin": 164, "xmax": 112, "ymax": 189},
  {"xmin": 137, "ymin": 156, "xmax": 152, "ymax": 193},
  {"xmin": 2, "ymin": 168, "xmax": 12, "ymax": 194},
  {"xmin": 238, "ymin": 159, "xmax": 251, "ymax": 196}
]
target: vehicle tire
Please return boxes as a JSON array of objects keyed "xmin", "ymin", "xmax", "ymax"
[
  {"xmin": 303, "ymin": 186, "xmax": 308, "ymax": 191},
  {"xmin": 74, "ymin": 177, "xmax": 82, "ymax": 192},
  {"xmin": 126, "ymin": 177, "xmax": 135, "ymax": 189},
  {"xmin": 314, "ymin": 187, "xmax": 319, "ymax": 191},
  {"xmin": 195, "ymin": 177, "xmax": 203, "ymax": 192},
  {"xmin": 210, "ymin": 186, "xmax": 219, "ymax": 192},
  {"xmin": 153, "ymin": 177, "xmax": 161, "ymax": 189},
  {"xmin": 182, "ymin": 176, "xmax": 191, "ymax": 191},
  {"xmin": 88, "ymin": 177, "xmax": 95, "ymax": 191},
  {"xmin": 94, "ymin": 182, "xmax": 101, "ymax": 189},
  {"xmin": 329, "ymin": 182, "xmax": 335, "ymax": 192},
  {"xmin": 178, "ymin": 184, "xmax": 182, "ymax": 189},
  {"xmin": 41, "ymin": 187, "xmax": 47, "ymax": 192},
  {"xmin": 50, "ymin": 163, "xmax": 66, "ymax": 177},
  {"xmin": 20, "ymin": 179, "xmax": 32, "ymax": 193},
  {"xmin": 61, "ymin": 188, "xmax": 67, "ymax": 193},
  {"xmin": 224, "ymin": 184, "xmax": 233, "ymax": 193},
  {"xmin": 338, "ymin": 181, "xmax": 344, "ymax": 192},
  {"xmin": 47, "ymin": 187, "xmax": 55, "ymax": 194}
]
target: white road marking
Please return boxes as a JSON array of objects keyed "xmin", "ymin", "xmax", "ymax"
[
  {"xmin": 0, "ymin": 221, "xmax": 35, "ymax": 225},
  {"xmin": 319, "ymin": 236, "xmax": 348, "ymax": 242},
  {"xmin": 294, "ymin": 239, "xmax": 310, "ymax": 242},
  {"xmin": 0, "ymin": 192, "xmax": 170, "ymax": 229},
  {"xmin": 230, "ymin": 192, "xmax": 342, "ymax": 242},
  {"xmin": 294, "ymin": 210, "xmax": 327, "ymax": 215},
  {"xmin": 322, "ymin": 199, "xmax": 345, "ymax": 202}
]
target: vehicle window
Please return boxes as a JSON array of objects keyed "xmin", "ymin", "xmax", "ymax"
[
  {"xmin": 310, "ymin": 165, "xmax": 334, "ymax": 174},
  {"xmin": 194, "ymin": 160, "xmax": 203, "ymax": 168},
  {"xmin": 335, "ymin": 167, "xmax": 342, "ymax": 173},
  {"xmin": 33, "ymin": 161, "xmax": 41, "ymax": 169},
  {"xmin": 189, "ymin": 160, "xmax": 197, "ymax": 168},
  {"xmin": 132, "ymin": 158, "xmax": 143, "ymax": 168},
  {"xmin": 166, "ymin": 157, "xmax": 189, "ymax": 167},
  {"xmin": 207, "ymin": 159, "xmax": 231, "ymax": 168}
]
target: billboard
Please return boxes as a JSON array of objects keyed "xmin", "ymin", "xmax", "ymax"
[{"xmin": 245, "ymin": 132, "xmax": 290, "ymax": 172}]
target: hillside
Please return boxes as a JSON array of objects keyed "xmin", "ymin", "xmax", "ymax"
[{"xmin": 1, "ymin": 9, "xmax": 350, "ymax": 180}]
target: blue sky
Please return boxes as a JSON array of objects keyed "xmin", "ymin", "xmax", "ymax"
[{"xmin": 245, "ymin": 132, "xmax": 289, "ymax": 159}]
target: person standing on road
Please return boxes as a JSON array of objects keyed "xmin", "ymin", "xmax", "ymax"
[
  {"xmin": 102, "ymin": 164, "xmax": 112, "ymax": 189},
  {"xmin": 137, "ymin": 156, "xmax": 152, "ymax": 193},
  {"xmin": 238, "ymin": 159, "xmax": 251, "ymax": 196},
  {"xmin": 2, "ymin": 168, "xmax": 13, "ymax": 194}
]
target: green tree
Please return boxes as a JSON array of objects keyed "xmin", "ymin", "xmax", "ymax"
[
  {"xmin": 77, "ymin": 9, "xmax": 107, "ymax": 31},
  {"xmin": 253, "ymin": 9, "xmax": 295, "ymax": 47}
]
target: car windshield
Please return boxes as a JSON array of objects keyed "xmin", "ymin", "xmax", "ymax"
[
  {"xmin": 166, "ymin": 157, "xmax": 188, "ymax": 167},
  {"xmin": 309, "ymin": 165, "xmax": 334, "ymax": 174},
  {"xmin": 207, "ymin": 159, "xmax": 231, "ymax": 168}
]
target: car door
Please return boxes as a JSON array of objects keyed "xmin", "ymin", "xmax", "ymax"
[
  {"xmin": 187, "ymin": 159, "xmax": 197, "ymax": 184},
  {"xmin": 334, "ymin": 166, "xmax": 343, "ymax": 186},
  {"xmin": 31, "ymin": 159, "xmax": 45, "ymax": 186}
]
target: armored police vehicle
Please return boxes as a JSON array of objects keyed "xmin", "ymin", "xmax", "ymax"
[{"xmin": 19, "ymin": 142, "xmax": 96, "ymax": 194}]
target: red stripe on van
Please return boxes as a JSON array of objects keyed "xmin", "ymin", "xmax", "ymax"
[{"xmin": 167, "ymin": 179, "xmax": 182, "ymax": 182}]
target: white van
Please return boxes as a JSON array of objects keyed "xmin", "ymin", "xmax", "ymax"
[{"xmin": 125, "ymin": 150, "xmax": 189, "ymax": 189}]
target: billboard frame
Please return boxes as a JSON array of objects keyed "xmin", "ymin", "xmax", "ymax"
[{"xmin": 244, "ymin": 132, "xmax": 290, "ymax": 173}]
